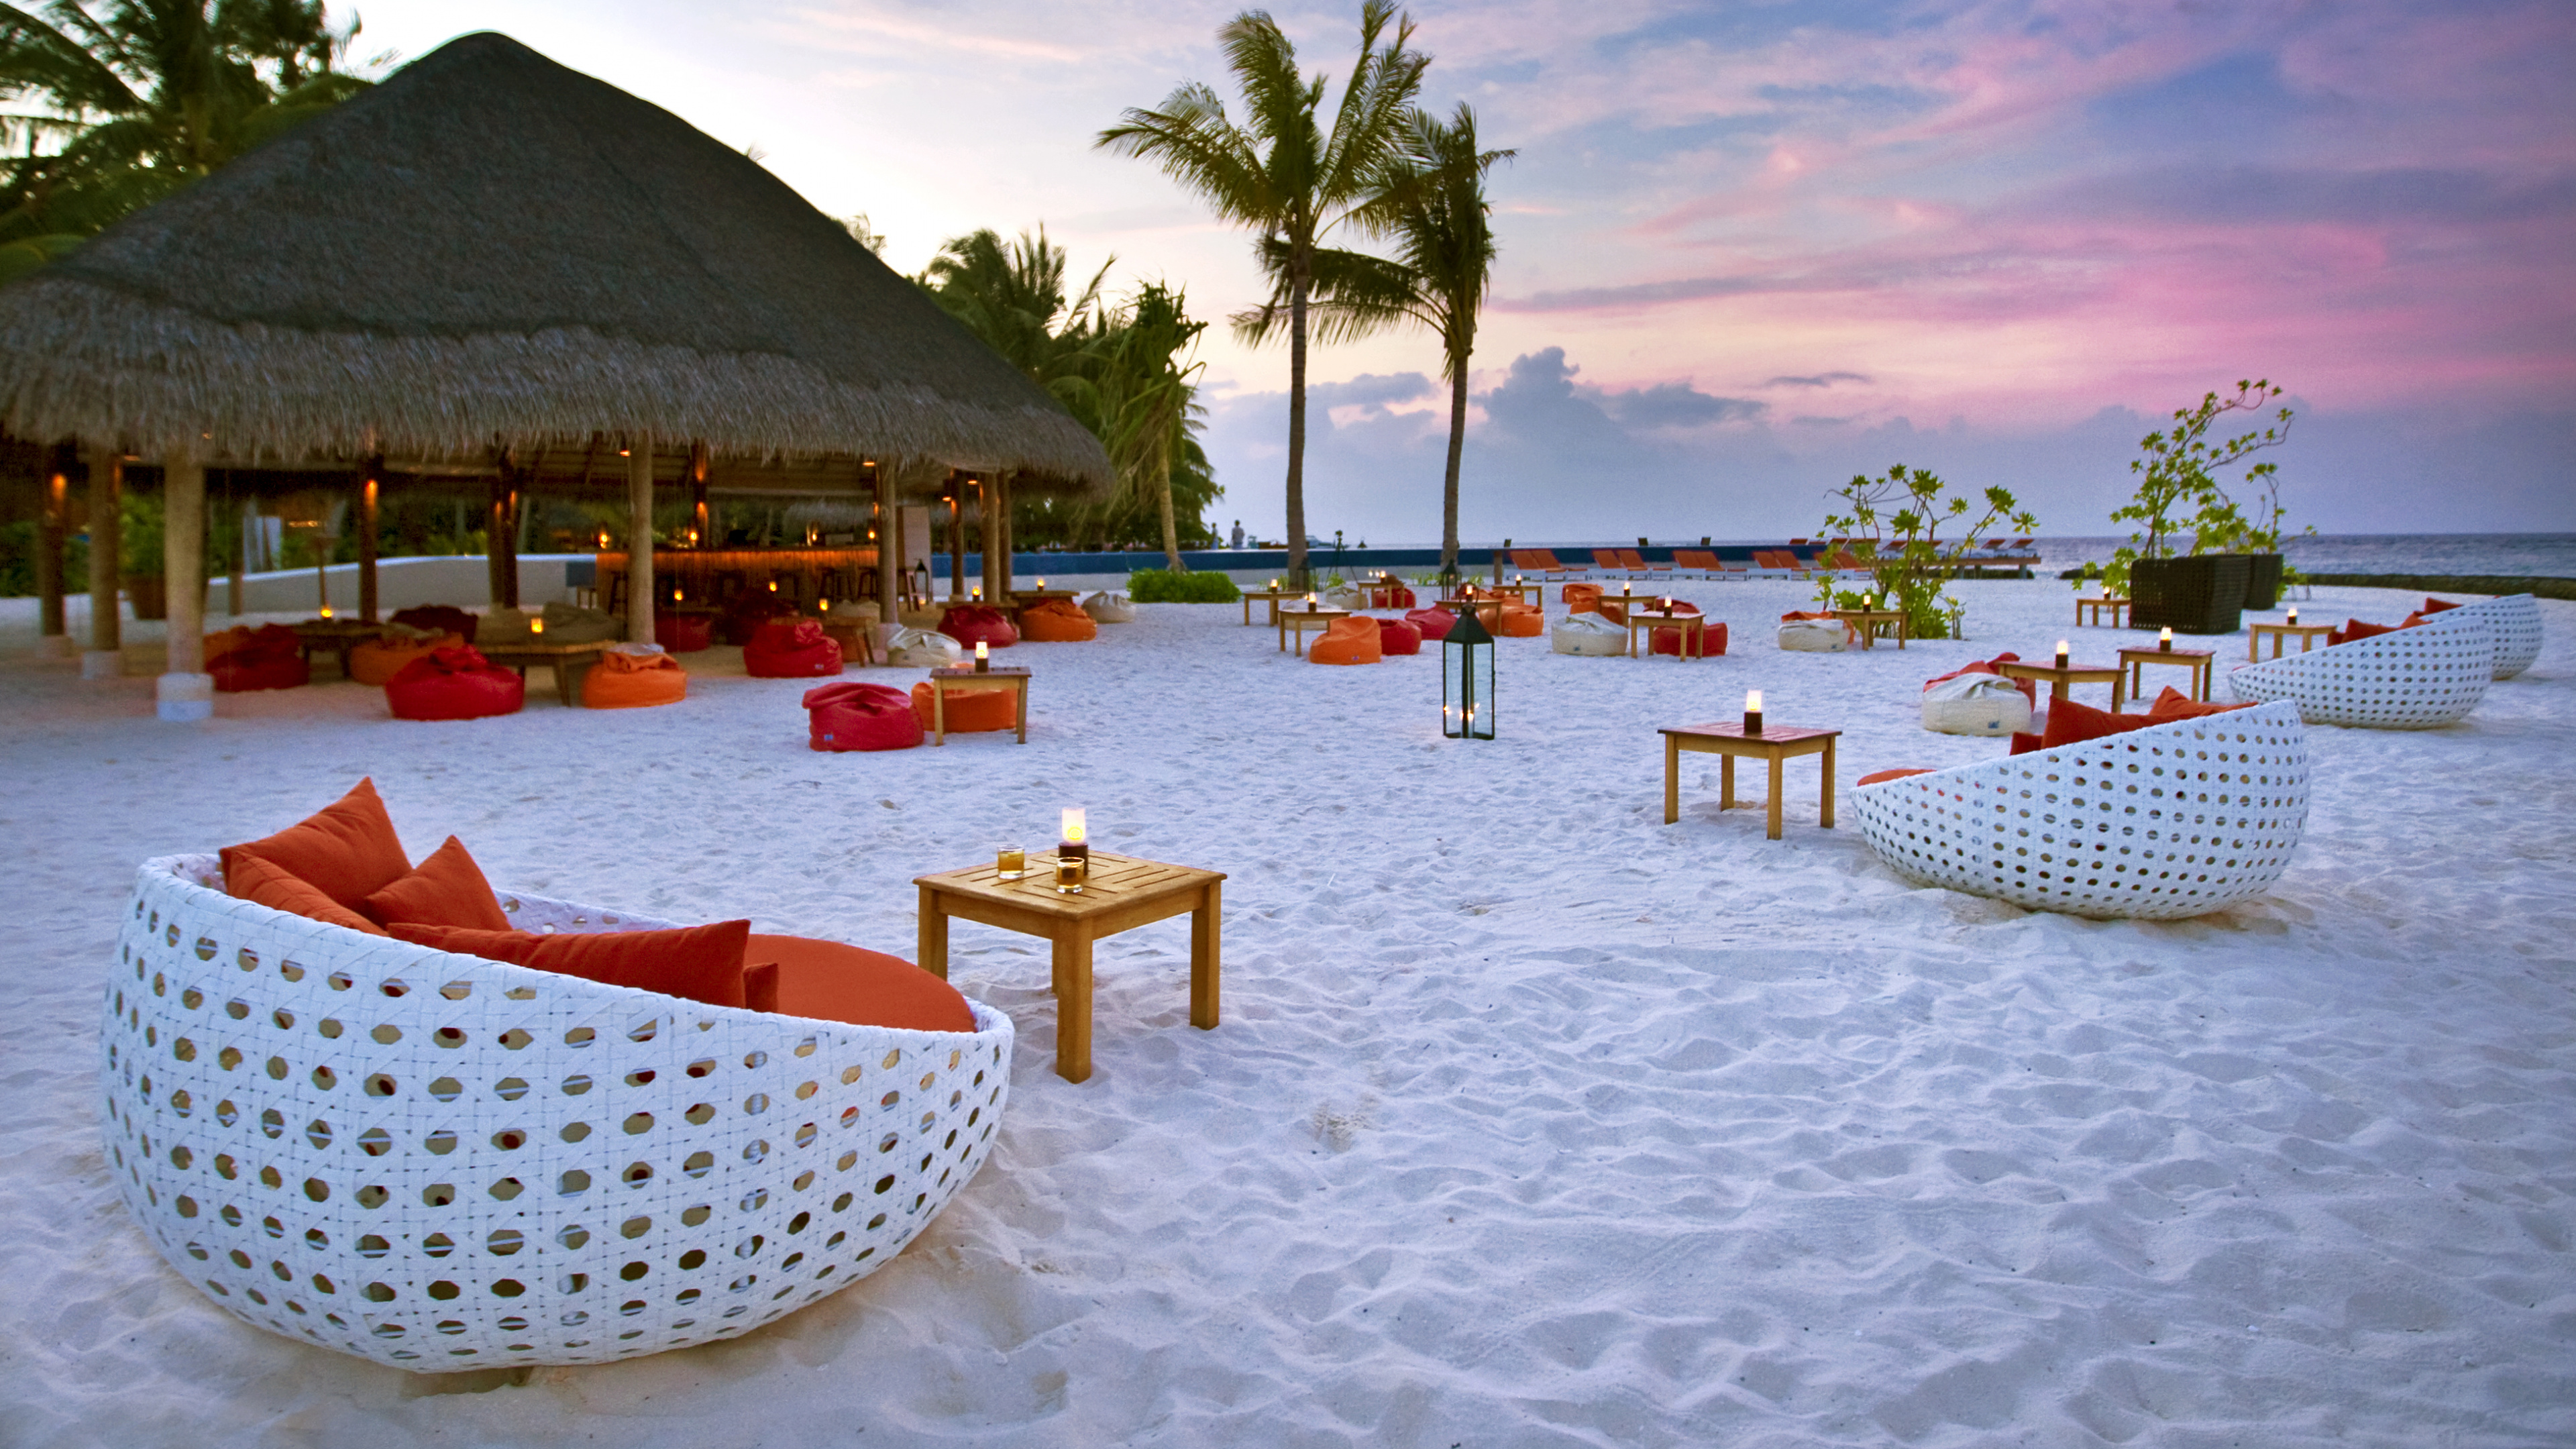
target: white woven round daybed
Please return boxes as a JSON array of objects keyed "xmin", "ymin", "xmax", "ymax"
[
  {"xmin": 2226, "ymin": 609, "xmax": 2491, "ymax": 728},
  {"xmin": 1851, "ymin": 701, "xmax": 2310, "ymax": 920},
  {"xmin": 101, "ymin": 855, "xmax": 1013, "ymax": 1371},
  {"xmin": 2447, "ymin": 594, "xmax": 2542, "ymax": 679}
]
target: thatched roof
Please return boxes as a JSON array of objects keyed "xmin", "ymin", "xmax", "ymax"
[{"xmin": 0, "ymin": 32, "xmax": 1110, "ymax": 495}]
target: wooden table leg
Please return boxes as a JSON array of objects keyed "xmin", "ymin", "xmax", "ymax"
[
  {"xmin": 1766, "ymin": 754, "xmax": 1784, "ymax": 841},
  {"xmin": 1720, "ymin": 753, "xmax": 1736, "ymax": 812},
  {"xmin": 932, "ymin": 682, "xmax": 947, "ymax": 745},
  {"xmin": 1820, "ymin": 737, "xmax": 1836, "ymax": 828},
  {"xmin": 916, "ymin": 886, "xmax": 949, "ymax": 980},
  {"xmin": 1664, "ymin": 735, "xmax": 1681, "ymax": 824},
  {"xmin": 1055, "ymin": 928, "xmax": 1093, "ymax": 1083},
  {"xmin": 1190, "ymin": 880, "xmax": 1221, "ymax": 1029},
  {"xmin": 2112, "ymin": 674, "xmax": 2127, "ymax": 712},
  {"xmin": 1015, "ymin": 680, "xmax": 1028, "ymax": 743},
  {"xmin": 2051, "ymin": 679, "xmax": 2071, "ymax": 703},
  {"xmin": 1242, "ymin": 596, "xmax": 1252, "ymax": 626}
]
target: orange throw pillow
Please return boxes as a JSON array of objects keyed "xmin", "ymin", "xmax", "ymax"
[
  {"xmin": 1856, "ymin": 768, "xmax": 1934, "ymax": 787},
  {"xmin": 2143, "ymin": 687, "xmax": 2249, "ymax": 721},
  {"xmin": 2039, "ymin": 696, "xmax": 2158, "ymax": 751},
  {"xmin": 2328, "ymin": 619, "xmax": 2398, "ymax": 646},
  {"xmin": 747, "ymin": 935, "xmax": 976, "ymax": 1034},
  {"xmin": 390, "ymin": 920, "xmax": 753, "ymax": 1010},
  {"xmin": 221, "ymin": 778, "xmax": 410, "ymax": 912},
  {"xmin": 363, "ymin": 836, "xmax": 513, "ymax": 932},
  {"xmin": 2420, "ymin": 596, "xmax": 2461, "ymax": 614},
  {"xmin": 226, "ymin": 852, "xmax": 388, "ymax": 936}
]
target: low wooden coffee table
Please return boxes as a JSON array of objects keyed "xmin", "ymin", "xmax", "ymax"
[
  {"xmin": 1625, "ymin": 607, "xmax": 1706, "ymax": 659},
  {"xmin": 2118, "ymin": 645, "xmax": 2214, "ymax": 702},
  {"xmin": 1830, "ymin": 608, "xmax": 1908, "ymax": 649},
  {"xmin": 476, "ymin": 640, "xmax": 607, "ymax": 706},
  {"xmin": 1996, "ymin": 659, "xmax": 2126, "ymax": 712},
  {"xmin": 923, "ymin": 664, "xmax": 1029, "ymax": 744},
  {"xmin": 1277, "ymin": 606, "xmax": 1350, "ymax": 656},
  {"xmin": 1660, "ymin": 721, "xmax": 1839, "ymax": 840},
  {"xmin": 2247, "ymin": 621, "xmax": 2334, "ymax": 661},
  {"xmin": 1240, "ymin": 588, "xmax": 1298, "ymax": 625},
  {"xmin": 2076, "ymin": 596, "xmax": 2131, "ymax": 628},
  {"xmin": 914, "ymin": 850, "xmax": 1225, "ymax": 1083},
  {"xmin": 290, "ymin": 619, "xmax": 383, "ymax": 678},
  {"xmin": 817, "ymin": 618, "xmax": 879, "ymax": 666}
]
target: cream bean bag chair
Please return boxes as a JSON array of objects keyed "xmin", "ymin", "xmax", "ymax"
[
  {"xmin": 1081, "ymin": 592, "xmax": 1137, "ymax": 624},
  {"xmin": 474, "ymin": 607, "xmax": 537, "ymax": 645},
  {"xmin": 1550, "ymin": 610, "xmax": 1628, "ymax": 657},
  {"xmin": 1919, "ymin": 672, "xmax": 2034, "ymax": 737},
  {"xmin": 1776, "ymin": 614, "xmax": 1854, "ymax": 652},
  {"xmin": 540, "ymin": 602, "xmax": 625, "ymax": 643},
  {"xmin": 1320, "ymin": 582, "xmax": 1368, "ymax": 611},
  {"xmin": 886, "ymin": 627, "xmax": 965, "ymax": 669}
]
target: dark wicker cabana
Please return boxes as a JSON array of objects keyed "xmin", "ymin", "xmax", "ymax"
[{"xmin": 0, "ymin": 30, "xmax": 1108, "ymax": 715}]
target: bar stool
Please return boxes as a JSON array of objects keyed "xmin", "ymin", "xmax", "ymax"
[
  {"xmin": 604, "ymin": 572, "xmax": 627, "ymax": 617},
  {"xmin": 767, "ymin": 571, "xmax": 806, "ymax": 606},
  {"xmin": 713, "ymin": 570, "xmax": 747, "ymax": 602}
]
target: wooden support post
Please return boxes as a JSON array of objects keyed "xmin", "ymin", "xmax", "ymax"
[
  {"xmin": 158, "ymin": 446, "xmax": 212, "ymax": 720},
  {"xmin": 221, "ymin": 473, "xmax": 242, "ymax": 618},
  {"xmin": 82, "ymin": 444, "xmax": 122, "ymax": 674},
  {"xmin": 948, "ymin": 477, "xmax": 965, "ymax": 602},
  {"xmin": 486, "ymin": 478, "xmax": 508, "ymax": 608},
  {"xmin": 358, "ymin": 462, "xmax": 381, "ymax": 623},
  {"xmin": 36, "ymin": 449, "xmax": 67, "ymax": 653},
  {"xmin": 872, "ymin": 460, "xmax": 896, "ymax": 622},
  {"xmin": 981, "ymin": 472, "xmax": 1004, "ymax": 602},
  {"xmin": 625, "ymin": 437, "xmax": 655, "ymax": 645},
  {"xmin": 995, "ymin": 470, "xmax": 1015, "ymax": 596},
  {"xmin": 690, "ymin": 441, "xmax": 710, "ymax": 549}
]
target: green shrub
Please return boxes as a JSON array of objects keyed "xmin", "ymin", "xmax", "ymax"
[{"xmin": 1127, "ymin": 568, "xmax": 1240, "ymax": 603}]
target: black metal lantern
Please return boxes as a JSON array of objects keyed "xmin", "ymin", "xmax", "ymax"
[
  {"xmin": 1441, "ymin": 606, "xmax": 1495, "ymax": 739},
  {"xmin": 1436, "ymin": 564, "xmax": 1462, "ymax": 597}
]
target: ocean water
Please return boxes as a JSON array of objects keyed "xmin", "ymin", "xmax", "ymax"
[{"xmin": 2030, "ymin": 533, "xmax": 2576, "ymax": 577}]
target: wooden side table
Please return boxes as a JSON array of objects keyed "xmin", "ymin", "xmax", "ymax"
[
  {"xmin": 914, "ymin": 851, "xmax": 1225, "ymax": 1083},
  {"xmin": 1625, "ymin": 608, "xmax": 1705, "ymax": 659},
  {"xmin": 1996, "ymin": 659, "xmax": 2127, "ymax": 712},
  {"xmin": 818, "ymin": 619, "xmax": 880, "ymax": 666},
  {"xmin": 290, "ymin": 619, "xmax": 382, "ymax": 678},
  {"xmin": 2247, "ymin": 622, "xmax": 2335, "ymax": 661},
  {"xmin": 1830, "ymin": 608, "xmax": 1908, "ymax": 649},
  {"xmin": 1660, "ymin": 722, "xmax": 1839, "ymax": 840},
  {"xmin": 2076, "ymin": 596, "xmax": 2131, "ymax": 628},
  {"xmin": 924, "ymin": 665, "xmax": 1029, "ymax": 743},
  {"xmin": 2118, "ymin": 645, "xmax": 2214, "ymax": 702},
  {"xmin": 476, "ymin": 641, "xmax": 606, "ymax": 706},
  {"xmin": 1277, "ymin": 606, "xmax": 1350, "ymax": 656},
  {"xmin": 1240, "ymin": 589, "xmax": 1297, "ymax": 625}
]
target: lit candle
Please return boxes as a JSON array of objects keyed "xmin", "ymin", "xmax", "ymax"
[
  {"xmin": 1036, "ymin": 577, "xmax": 1046, "ymax": 589},
  {"xmin": 2158, "ymin": 626, "xmax": 2172, "ymax": 651},
  {"xmin": 974, "ymin": 639, "xmax": 989, "ymax": 673},
  {"xmin": 1058, "ymin": 806, "xmax": 1089, "ymax": 887},
  {"xmin": 820, "ymin": 597, "xmax": 832, "ymax": 613},
  {"xmin": 2287, "ymin": 605, "xmax": 2299, "ymax": 625},
  {"xmin": 1744, "ymin": 689, "xmax": 1764, "ymax": 735},
  {"xmin": 971, "ymin": 586, "xmax": 983, "ymax": 602},
  {"xmin": 2055, "ymin": 639, "xmax": 2070, "ymax": 669},
  {"xmin": 318, "ymin": 605, "xmax": 333, "ymax": 621},
  {"xmin": 1061, "ymin": 807, "xmax": 1085, "ymax": 845},
  {"xmin": 1861, "ymin": 593, "xmax": 1874, "ymax": 610},
  {"xmin": 529, "ymin": 616, "xmax": 544, "ymax": 637},
  {"xmin": 1270, "ymin": 578, "xmax": 1280, "ymax": 590},
  {"xmin": 1306, "ymin": 592, "xmax": 1318, "ymax": 610},
  {"xmin": 767, "ymin": 578, "xmax": 778, "ymax": 592}
]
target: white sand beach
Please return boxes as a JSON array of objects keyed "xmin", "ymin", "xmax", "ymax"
[{"xmin": 3, "ymin": 579, "xmax": 2571, "ymax": 1447}]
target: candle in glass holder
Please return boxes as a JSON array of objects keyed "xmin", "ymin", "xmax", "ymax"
[
  {"xmin": 1743, "ymin": 690, "xmax": 1764, "ymax": 735},
  {"xmin": 529, "ymin": 616, "xmax": 545, "ymax": 637},
  {"xmin": 317, "ymin": 605, "xmax": 333, "ymax": 621},
  {"xmin": 1861, "ymin": 593, "xmax": 1874, "ymax": 610},
  {"xmin": 1305, "ymin": 592, "xmax": 1318, "ymax": 610},
  {"xmin": 819, "ymin": 597, "xmax": 832, "ymax": 614},
  {"xmin": 971, "ymin": 586, "xmax": 983, "ymax": 602},
  {"xmin": 1036, "ymin": 577, "xmax": 1047, "ymax": 589},
  {"xmin": 2055, "ymin": 640, "xmax": 2071, "ymax": 669},
  {"xmin": 1058, "ymin": 807, "xmax": 1089, "ymax": 880},
  {"xmin": 767, "ymin": 578, "xmax": 778, "ymax": 592},
  {"xmin": 2287, "ymin": 605, "xmax": 2299, "ymax": 625},
  {"xmin": 974, "ymin": 640, "xmax": 989, "ymax": 674},
  {"xmin": 2158, "ymin": 626, "xmax": 2172, "ymax": 651}
]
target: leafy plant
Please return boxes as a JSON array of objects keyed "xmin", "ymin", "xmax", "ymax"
[
  {"xmin": 1127, "ymin": 568, "xmax": 1240, "ymax": 603},
  {"xmin": 2104, "ymin": 380, "xmax": 2299, "ymax": 594},
  {"xmin": 1813, "ymin": 464, "xmax": 2035, "ymax": 641}
]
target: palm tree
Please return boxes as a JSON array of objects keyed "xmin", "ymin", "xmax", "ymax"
[
  {"xmin": 1095, "ymin": 282, "xmax": 1208, "ymax": 571},
  {"xmin": 1097, "ymin": 0, "xmax": 1427, "ymax": 589},
  {"xmin": 918, "ymin": 225, "xmax": 1110, "ymax": 396}
]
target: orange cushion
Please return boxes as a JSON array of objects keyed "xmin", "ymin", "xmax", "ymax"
[
  {"xmin": 1856, "ymin": 768, "xmax": 1934, "ymax": 787},
  {"xmin": 1563, "ymin": 583, "xmax": 1603, "ymax": 612},
  {"xmin": 1309, "ymin": 614, "xmax": 1383, "ymax": 665},
  {"xmin": 584, "ymin": 649, "xmax": 688, "ymax": 709},
  {"xmin": 2143, "ymin": 686, "xmax": 2251, "ymax": 721},
  {"xmin": 2328, "ymin": 618, "xmax": 2398, "ymax": 646},
  {"xmin": 2039, "ymin": 696, "xmax": 2158, "ymax": 751},
  {"xmin": 910, "ymin": 681, "xmax": 1018, "ymax": 733},
  {"xmin": 1019, "ymin": 598, "xmax": 1097, "ymax": 642},
  {"xmin": 390, "ymin": 920, "xmax": 754, "ymax": 1010},
  {"xmin": 2420, "ymin": 596, "xmax": 2461, "ymax": 614},
  {"xmin": 1496, "ymin": 606, "xmax": 1543, "ymax": 637},
  {"xmin": 221, "ymin": 779, "xmax": 410, "ymax": 913},
  {"xmin": 745, "ymin": 934, "xmax": 976, "ymax": 1034},
  {"xmin": 362, "ymin": 835, "xmax": 512, "ymax": 932},
  {"xmin": 226, "ymin": 852, "xmax": 387, "ymax": 936}
]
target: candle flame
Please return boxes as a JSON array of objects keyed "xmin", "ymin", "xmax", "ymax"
[
  {"xmin": 529, "ymin": 617, "xmax": 543, "ymax": 635},
  {"xmin": 1061, "ymin": 807, "xmax": 1086, "ymax": 844},
  {"xmin": 975, "ymin": 640, "xmax": 989, "ymax": 659},
  {"xmin": 1746, "ymin": 690, "xmax": 1762, "ymax": 712}
]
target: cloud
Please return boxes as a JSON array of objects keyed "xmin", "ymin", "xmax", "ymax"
[
  {"xmin": 1309, "ymin": 372, "xmax": 1437, "ymax": 411},
  {"xmin": 1767, "ymin": 372, "xmax": 1872, "ymax": 389},
  {"xmin": 1603, "ymin": 382, "xmax": 1766, "ymax": 429}
]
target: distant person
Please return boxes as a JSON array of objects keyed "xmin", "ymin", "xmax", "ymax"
[{"xmin": 1230, "ymin": 519, "xmax": 1245, "ymax": 549}]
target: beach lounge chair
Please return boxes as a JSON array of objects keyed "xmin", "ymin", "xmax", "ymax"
[
  {"xmin": 1851, "ymin": 701, "xmax": 2309, "ymax": 919},
  {"xmin": 1591, "ymin": 548, "xmax": 1641, "ymax": 580},
  {"xmin": 1748, "ymin": 551, "xmax": 1802, "ymax": 578},
  {"xmin": 1511, "ymin": 549, "xmax": 1586, "ymax": 582},
  {"xmin": 1670, "ymin": 549, "xmax": 1743, "ymax": 580},
  {"xmin": 1616, "ymin": 548, "xmax": 1673, "ymax": 582},
  {"xmin": 2226, "ymin": 608, "xmax": 2491, "ymax": 727},
  {"xmin": 105, "ymin": 789, "xmax": 1012, "ymax": 1370}
]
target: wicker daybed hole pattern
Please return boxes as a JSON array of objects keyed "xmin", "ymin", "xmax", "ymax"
[
  {"xmin": 100, "ymin": 855, "xmax": 1014, "ymax": 1371},
  {"xmin": 2449, "ymin": 594, "xmax": 2542, "ymax": 680},
  {"xmin": 2226, "ymin": 610, "xmax": 2491, "ymax": 729},
  {"xmin": 1850, "ymin": 702, "xmax": 2310, "ymax": 920}
]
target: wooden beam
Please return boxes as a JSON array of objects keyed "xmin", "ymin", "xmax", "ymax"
[
  {"xmin": 358, "ymin": 461, "xmax": 381, "ymax": 623},
  {"xmin": 222, "ymin": 473, "xmax": 242, "ymax": 617},
  {"xmin": 949, "ymin": 474, "xmax": 966, "ymax": 601},
  {"xmin": 873, "ymin": 460, "xmax": 895, "ymax": 622},
  {"xmin": 625, "ymin": 437, "xmax": 655, "ymax": 644},
  {"xmin": 995, "ymin": 470, "xmax": 1015, "ymax": 596},
  {"xmin": 691, "ymin": 441, "xmax": 710, "ymax": 549},
  {"xmin": 158, "ymin": 446, "xmax": 213, "ymax": 720},
  {"xmin": 82, "ymin": 444, "xmax": 121, "ymax": 670},
  {"xmin": 36, "ymin": 446, "xmax": 66, "ymax": 649},
  {"xmin": 981, "ymin": 472, "xmax": 1004, "ymax": 602}
]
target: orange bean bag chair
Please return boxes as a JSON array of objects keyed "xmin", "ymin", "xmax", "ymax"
[
  {"xmin": 582, "ymin": 647, "xmax": 688, "ymax": 708},
  {"xmin": 1376, "ymin": 617, "xmax": 1424, "ymax": 655},
  {"xmin": 1563, "ymin": 583, "xmax": 1603, "ymax": 612},
  {"xmin": 805, "ymin": 682, "xmax": 923, "ymax": 751},
  {"xmin": 385, "ymin": 645, "xmax": 524, "ymax": 721},
  {"xmin": 1652, "ymin": 619, "xmax": 1728, "ymax": 657},
  {"xmin": 1405, "ymin": 606, "xmax": 1455, "ymax": 641},
  {"xmin": 203, "ymin": 626, "xmax": 252, "ymax": 663},
  {"xmin": 744, "ymin": 617, "xmax": 845, "ymax": 678},
  {"xmin": 1309, "ymin": 614, "xmax": 1383, "ymax": 665},
  {"xmin": 389, "ymin": 605, "xmax": 478, "ymax": 644},
  {"xmin": 1495, "ymin": 605, "xmax": 1544, "ymax": 638},
  {"xmin": 348, "ymin": 629, "xmax": 462, "ymax": 687},
  {"xmin": 1018, "ymin": 598, "xmax": 1098, "ymax": 642},
  {"xmin": 938, "ymin": 604, "xmax": 1019, "ymax": 651},
  {"xmin": 654, "ymin": 610, "xmax": 714, "ymax": 653},
  {"xmin": 209, "ymin": 625, "xmax": 309, "ymax": 692},
  {"xmin": 910, "ymin": 680, "xmax": 1018, "ymax": 734}
]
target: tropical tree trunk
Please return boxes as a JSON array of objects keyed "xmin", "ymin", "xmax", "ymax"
[
  {"xmin": 1441, "ymin": 360, "xmax": 1468, "ymax": 573},
  {"xmin": 1285, "ymin": 265, "xmax": 1311, "ymax": 589},
  {"xmin": 1157, "ymin": 462, "xmax": 1184, "ymax": 572}
]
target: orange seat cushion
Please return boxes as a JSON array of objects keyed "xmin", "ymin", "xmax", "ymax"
[
  {"xmin": 1019, "ymin": 598, "xmax": 1098, "ymax": 642},
  {"xmin": 227, "ymin": 852, "xmax": 386, "ymax": 936},
  {"xmin": 392, "ymin": 920, "xmax": 755, "ymax": 1010},
  {"xmin": 1496, "ymin": 606, "xmax": 1544, "ymax": 637},
  {"xmin": 910, "ymin": 681, "xmax": 1018, "ymax": 733},
  {"xmin": 222, "ymin": 778, "xmax": 411, "ymax": 912},
  {"xmin": 1856, "ymin": 767, "xmax": 1935, "ymax": 787},
  {"xmin": 584, "ymin": 649, "xmax": 688, "ymax": 708},
  {"xmin": 1563, "ymin": 583, "xmax": 1603, "ymax": 612},
  {"xmin": 362, "ymin": 835, "xmax": 513, "ymax": 932},
  {"xmin": 2039, "ymin": 696, "xmax": 2159, "ymax": 750},
  {"xmin": 745, "ymin": 935, "xmax": 975, "ymax": 1034},
  {"xmin": 2143, "ymin": 686, "xmax": 2250, "ymax": 721},
  {"xmin": 1309, "ymin": 614, "xmax": 1383, "ymax": 664}
]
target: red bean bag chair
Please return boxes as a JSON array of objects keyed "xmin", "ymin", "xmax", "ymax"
[
  {"xmin": 938, "ymin": 604, "xmax": 1019, "ymax": 651},
  {"xmin": 349, "ymin": 629, "xmax": 463, "ymax": 687},
  {"xmin": 1376, "ymin": 617, "xmax": 1424, "ymax": 655},
  {"xmin": 654, "ymin": 610, "xmax": 714, "ymax": 653},
  {"xmin": 1018, "ymin": 598, "xmax": 1097, "ymax": 642},
  {"xmin": 583, "ymin": 647, "xmax": 688, "ymax": 709},
  {"xmin": 1309, "ymin": 614, "xmax": 1383, "ymax": 665},
  {"xmin": 1563, "ymin": 583, "xmax": 1604, "ymax": 612},
  {"xmin": 909, "ymin": 681, "xmax": 1018, "ymax": 734},
  {"xmin": 385, "ymin": 645, "xmax": 524, "ymax": 721},
  {"xmin": 389, "ymin": 605, "xmax": 478, "ymax": 645},
  {"xmin": 718, "ymin": 592, "xmax": 800, "ymax": 645},
  {"xmin": 1405, "ymin": 606, "xmax": 1455, "ymax": 641},
  {"xmin": 804, "ymin": 682, "xmax": 924, "ymax": 751},
  {"xmin": 743, "ymin": 617, "xmax": 845, "ymax": 678},
  {"xmin": 209, "ymin": 625, "xmax": 310, "ymax": 692},
  {"xmin": 1495, "ymin": 605, "xmax": 1544, "ymax": 638},
  {"xmin": 1652, "ymin": 619, "xmax": 1729, "ymax": 658},
  {"xmin": 1368, "ymin": 583, "xmax": 1417, "ymax": 609}
]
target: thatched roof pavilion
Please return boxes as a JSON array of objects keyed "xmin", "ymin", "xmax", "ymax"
[{"xmin": 0, "ymin": 31, "xmax": 1109, "ymax": 712}]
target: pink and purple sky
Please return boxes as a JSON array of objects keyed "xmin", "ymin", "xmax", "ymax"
[{"xmin": 356, "ymin": 0, "xmax": 2575, "ymax": 542}]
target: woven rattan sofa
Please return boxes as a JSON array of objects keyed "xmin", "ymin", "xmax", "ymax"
[
  {"xmin": 2226, "ymin": 608, "xmax": 2491, "ymax": 728},
  {"xmin": 101, "ymin": 855, "xmax": 1012, "ymax": 1370},
  {"xmin": 1851, "ymin": 701, "xmax": 2309, "ymax": 919},
  {"xmin": 2447, "ymin": 594, "xmax": 2542, "ymax": 680}
]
